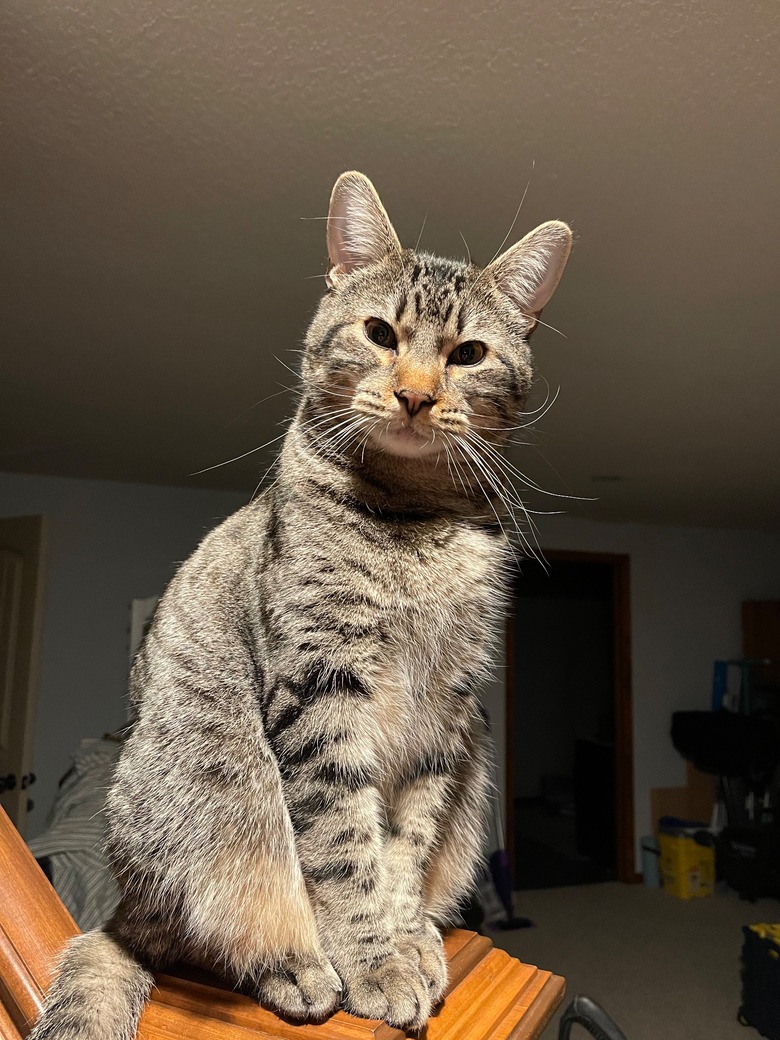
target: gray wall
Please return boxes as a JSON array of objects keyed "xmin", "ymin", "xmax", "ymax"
[
  {"xmin": 481, "ymin": 514, "xmax": 780, "ymax": 870},
  {"xmin": 0, "ymin": 472, "xmax": 246, "ymax": 837}
]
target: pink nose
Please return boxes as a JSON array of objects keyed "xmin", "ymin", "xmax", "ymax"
[{"xmin": 396, "ymin": 388, "xmax": 435, "ymax": 417}]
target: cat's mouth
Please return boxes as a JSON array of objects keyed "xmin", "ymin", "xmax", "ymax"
[{"xmin": 371, "ymin": 417, "xmax": 442, "ymax": 459}]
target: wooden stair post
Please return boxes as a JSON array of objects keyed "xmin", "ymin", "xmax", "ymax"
[{"xmin": 0, "ymin": 809, "xmax": 564, "ymax": 1040}]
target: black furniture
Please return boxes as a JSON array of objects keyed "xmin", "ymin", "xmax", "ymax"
[{"xmin": 671, "ymin": 708, "xmax": 780, "ymax": 900}]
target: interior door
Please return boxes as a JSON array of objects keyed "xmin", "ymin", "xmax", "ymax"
[{"xmin": 0, "ymin": 516, "xmax": 46, "ymax": 834}]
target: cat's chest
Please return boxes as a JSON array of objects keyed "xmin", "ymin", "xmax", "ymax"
[
  {"xmin": 365, "ymin": 526, "xmax": 503, "ymax": 778},
  {"xmin": 378, "ymin": 525, "xmax": 501, "ymax": 658},
  {"xmin": 270, "ymin": 514, "xmax": 505, "ymax": 775}
]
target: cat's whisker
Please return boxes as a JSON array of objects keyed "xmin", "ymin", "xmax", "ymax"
[
  {"xmin": 467, "ymin": 449, "xmax": 558, "ymax": 566},
  {"xmin": 190, "ymin": 430, "xmax": 289, "ymax": 476},
  {"xmin": 520, "ymin": 312, "xmax": 567, "ymax": 338},
  {"xmin": 338, "ymin": 421, "xmax": 376, "ymax": 463},
  {"xmin": 467, "ymin": 429, "xmax": 595, "ymax": 502},
  {"xmin": 310, "ymin": 412, "xmax": 373, "ymax": 460},
  {"xmin": 468, "ymin": 385, "xmax": 561, "ymax": 433},
  {"xmin": 458, "ymin": 440, "xmax": 568, "ymax": 517},
  {"xmin": 438, "ymin": 432, "xmax": 472, "ymax": 502},
  {"xmin": 448, "ymin": 438, "xmax": 524, "ymax": 565},
  {"xmin": 414, "ymin": 210, "xmax": 428, "ymax": 252},
  {"xmin": 468, "ymin": 430, "xmax": 548, "ymax": 488},
  {"xmin": 222, "ymin": 384, "xmax": 300, "ymax": 431},
  {"xmin": 301, "ymin": 405, "xmax": 356, "ymax": 428},
  {"xmin": 454, "ymin": 431, "xmax": 548, "ymax": 564},
  {"xmin": 300, "ymin": 418, "xmax": 365, "ymax": 461},
  {"xmin": 299, "ymin": 414, "xmax": 358, "ymax": 447},
  {"xmin": 274, "ymin": 354, "xmax": 303, "ymax": 381},
  {"xmin": 465, "ymin": 433, "xmax": 550, "ymax": 497},
  {"xmin": 329, "ymin": 417, "xmax": 370, "ymax": 453},
  {"xmin": 357, "ymin": 419, "xmax": 381, "ymax": 464},
  {"xmin": 306, "ymin": 413, "xmax": 366, "ymax": 453},
  {"xmin": 302, "ymin": 402, "xmax": 359, "ymax": 426},
  {"xmin": 315, "ymin": 384, "xmax": 362, "ymax": 402},
  {"xmin": 458, "ymin": 231, "xmax": 472, "ymax": 266},
  {"xmin": 474, "ymin": 165, "xmax": 534, "ymax": 281},
  {"xmin": 250, "ymin": 464, "xmax": 279, "ymax": 503}
]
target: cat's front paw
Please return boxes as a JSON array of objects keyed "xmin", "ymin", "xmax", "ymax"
[
  {"xmin": 250, "ymin": 952, "xmax": 341, "ymax": 1022},
  {"xmin": 396, "ymin": 921, "xmax": 448, "ymax": 1005},
  {"xmin": 343, "ymin": 952, "xmax": 432, "ymax": 1030}
]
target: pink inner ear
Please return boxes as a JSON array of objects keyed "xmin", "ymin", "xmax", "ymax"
[
  {"xmin": 326, "ymin": 196, "xmax": 354, "ymax": 274},
  {"xmin": 523, "ymin": 258, "xmax": 564, "ymax": 315},
  {"xmin": 327, "ymin": 218, "xmax": 354, "ymax": 273},
  {"xmin": 326, "ymin": 173, "xmax": 401, "ymax": 278},
  {"xmin": 489, "ymin": 222, "xmax": 572, "ymax": 316}
]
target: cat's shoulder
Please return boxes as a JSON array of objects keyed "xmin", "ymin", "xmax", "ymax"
[{"xmin": 169, "ymin": 496, "xmax": 270, "ymax": 595}]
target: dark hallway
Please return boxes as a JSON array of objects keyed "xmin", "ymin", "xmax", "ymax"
[{"xmin": 508, "ymin": 556, "xmax": 622, "ymax": 889}]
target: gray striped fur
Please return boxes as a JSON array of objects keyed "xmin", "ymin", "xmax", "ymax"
[{"xmin": 30, "ymin": 172, "xmax": 571, "ymax": 1038}]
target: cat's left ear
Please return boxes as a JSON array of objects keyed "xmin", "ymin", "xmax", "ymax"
[
  {"xmin": 484, "ymin": 221, "xmax": 572, "ymax": 319},
  {"xmin": 326, "ymin": 172, "xmax": 402, "ymax": 289}
]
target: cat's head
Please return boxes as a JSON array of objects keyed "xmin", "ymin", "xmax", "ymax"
[{"xmin": 301, "ymin": 172, "xmax": 571, "ymax": 466}]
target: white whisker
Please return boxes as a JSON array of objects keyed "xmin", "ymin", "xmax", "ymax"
[
  {"xmin": 458, "ymin": 231, "xmax": 472, "ymax": 266},
  {"xmin": 414, "ymin": 210, "xmax": 428, "ymax": 252},
  {"xmin": 222, "ymin": 385, "xmax": 298, "ymax": 430},
  {"xmin": 190, "ymin": 431, "xmax": 288, "ymax": 476},
  {"xmin": 477, "ymin": 163, "xmax": 535, "ymax": 278}
]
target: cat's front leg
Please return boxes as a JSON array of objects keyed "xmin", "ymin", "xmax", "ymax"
[
  {"xmin": 384, "ymin": 714, "xmax": 493, "ymax": 1006},
  {"xmin": 382, "ymin": 756, "xmax": 460, "ymax": 1006},
  {"xmin": 422, "ymin": 724, "xmax": 492, "ymax": 922},
  {"xmin": 265, "ymin": 669, "xmax": 432, "ymax": 1030}
]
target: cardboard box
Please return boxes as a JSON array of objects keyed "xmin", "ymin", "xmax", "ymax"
[{"xmin": 650, "ymin": 763, "xmax": 716, "ymax": 833}]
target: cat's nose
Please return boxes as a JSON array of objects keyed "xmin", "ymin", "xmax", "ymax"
[{"xmin": 395, "ymin": 388, "xmax": 436, "ymax": 417}]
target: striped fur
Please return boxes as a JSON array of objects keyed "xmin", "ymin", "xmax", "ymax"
[{"xmin": 30, "ymin": 172, "xmax": 571, "ymax": 1038}]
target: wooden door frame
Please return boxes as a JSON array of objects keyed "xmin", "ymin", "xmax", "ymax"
[
  {"xmin": 505, "ymin": 549, "xmax": 639, "ymax": 884},
  {"xmin": 0, "ymin": 516, "xmax": 46, "ymax": 836}
]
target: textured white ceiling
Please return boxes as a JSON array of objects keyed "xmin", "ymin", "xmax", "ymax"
[{"xmin": 2, "ymin": 0, "xmax": 779, "ymax": 530}]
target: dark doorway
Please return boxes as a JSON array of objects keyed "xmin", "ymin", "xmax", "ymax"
[{"xmin": 506, "ymin": 551, "xmax": 635, "ymax": 888}]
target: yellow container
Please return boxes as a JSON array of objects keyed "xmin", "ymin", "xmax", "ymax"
[{"xmin": 658, "ymin": 830, "xmax": 715, "ymax": 899}]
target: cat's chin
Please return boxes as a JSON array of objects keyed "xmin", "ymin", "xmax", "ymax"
[{"xmin": 371, "ymin": 424, "xmax": 442, "ymax": 460}]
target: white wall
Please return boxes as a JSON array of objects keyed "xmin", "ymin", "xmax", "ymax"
[
  {"xmin": 0, "ymin": 472, "xmax": 246, "ymax": 838},
  {"xmin": 481, "ymin": 515, "xmax": 780, "ymax": 871}
]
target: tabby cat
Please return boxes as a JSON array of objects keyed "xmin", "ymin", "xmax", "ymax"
[{"xmin": 30, "ymin": 172, "xmax": 571, "ymax": 1039}]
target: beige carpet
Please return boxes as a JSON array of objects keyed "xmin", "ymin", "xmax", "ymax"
[{"xmin": 490, "ymin": 882, "xmax": 779, "ymax": 1040}]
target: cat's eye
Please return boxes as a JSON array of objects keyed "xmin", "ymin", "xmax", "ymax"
[
  {"xmin": 449, "ymin": 341, "xmax": 486, "ymax": 366},
  {"xmin": 364, "ymin": 318, "xmax": 397, "ymax": 351}
]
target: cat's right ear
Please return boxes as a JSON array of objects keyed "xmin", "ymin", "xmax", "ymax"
[{"xmin": 326, "ymin": 172, "xmax": 402, "ymax": 289}]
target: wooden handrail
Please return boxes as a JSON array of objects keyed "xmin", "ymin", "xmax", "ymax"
[{"xmin": 0, "ymin": 808, "xmax": 564, "ymax": 1039}]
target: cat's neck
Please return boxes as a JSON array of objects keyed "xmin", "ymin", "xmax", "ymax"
[{"xmin": 278, "ymin": 414, "xmax": 501, "ymax": 522}]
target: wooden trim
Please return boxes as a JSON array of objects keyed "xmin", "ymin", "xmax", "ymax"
[
  {"xmin": 1, "ymin": 807, "xmax": 564, "ymax": 1039},
  {"xmin": 611, "ymin": 554, "xmax": 636, "ymax": 882},
  {"xmin": 0, "ymin": 1000, "xmax": 22, "ymax": 1040},
  {"xmin": 505, "ymin": 549, "xmax": 636, "ymax": 885},
  {"xmin": 0, "ymin": 797, "xmax": 76, "ymax": 1035},
  {"xmin": 0, "ymin": 515, "xmax": 47, "ymax": 836},
  {"xmin": 512, "ymin": 975, "xmax": 567, "ymax": 1040},
  {"xmin": 505, "ymin": 602, "xmax": 518, "ymax": 873}
]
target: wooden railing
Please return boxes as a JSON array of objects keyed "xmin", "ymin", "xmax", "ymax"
[{"xmin": 0, "ymin": 809, "xmax": 564, "ymax": 1039}]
